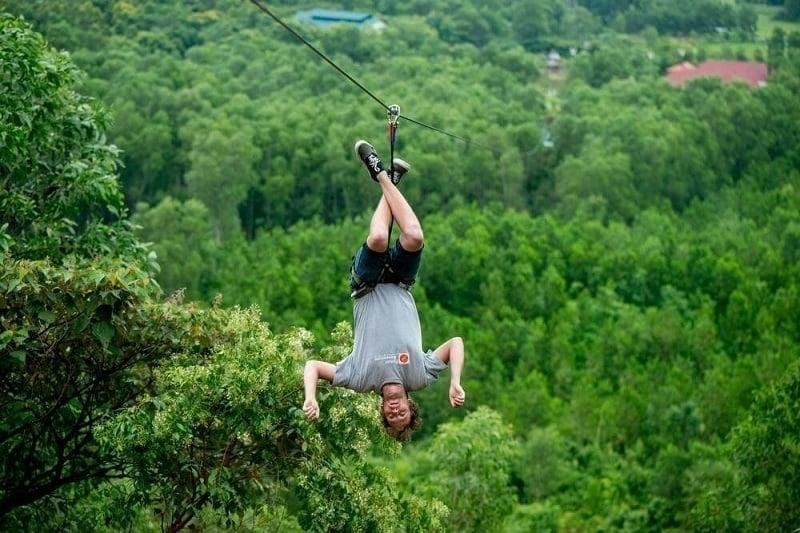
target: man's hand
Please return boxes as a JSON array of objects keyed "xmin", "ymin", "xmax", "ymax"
[
  {"xmin": 303, "ymin": 361, "xmax": 335, "ymax": 421},
  {"xmin": 303, "ymin": 398, "xmax": 319, "ymax": 421},
  {"xmin": 449, "ymin": 383, "xmax": 465, "ymax": 408},
  {"xmin": 434, "ymin": 338, "xmax": 466, "ymax": 407}
]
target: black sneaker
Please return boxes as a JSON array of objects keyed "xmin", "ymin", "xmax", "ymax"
[
  {"xmin": 391, "ymin": 158, "xmax": 411, "ymax": 185},
  {"xmin": 354, "ymin": 140, "xmax": 386, "ymax": 182}
]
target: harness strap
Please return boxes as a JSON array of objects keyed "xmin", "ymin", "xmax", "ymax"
[{"xmin": 350, "ymin": 259, "xmax": 414, "ymax": 299}]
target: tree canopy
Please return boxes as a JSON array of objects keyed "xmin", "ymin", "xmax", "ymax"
[{"xmin": 3, "ymin": 0, "xmax": 800, "ymax": 530}]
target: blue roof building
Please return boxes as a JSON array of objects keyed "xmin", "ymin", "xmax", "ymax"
[{"xmin": 296, "ymin": 9, "xmax": 385, "ymax": 30}]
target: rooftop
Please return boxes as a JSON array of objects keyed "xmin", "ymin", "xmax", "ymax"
[
  {"xmin": 666, "ymin": 60, "xmax": 768, "ymax": 88},
  {"xmin": 296, "ymin": 9, "xmax": 384, "ymax": 29}
]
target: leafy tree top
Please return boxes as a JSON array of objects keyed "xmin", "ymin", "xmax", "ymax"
[{"xmin": 0, "ymin": 14, "xmax": 144, "ymax": 263}]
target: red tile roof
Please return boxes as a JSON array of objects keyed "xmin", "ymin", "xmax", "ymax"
[
  {"xmin": 666, "ymin": 60, "xmax": 768, "ymax": 88},
  {"xmin": 667, "ymin": 61, "xmax": 696, "ymax": 74}
]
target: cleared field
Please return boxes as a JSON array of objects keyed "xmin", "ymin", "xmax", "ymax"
[
  {"xmin": 664, "ymin": 3, "xmax": 800, "ymax": 62},
  {"xmin": 753, "ymin": 4, "xmax": 800, "ymax": 37}
]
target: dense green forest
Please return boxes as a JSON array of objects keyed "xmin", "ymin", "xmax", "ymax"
[{"xmin": 2, "ymin": 0, "xmax": 800, "ymax": 530}]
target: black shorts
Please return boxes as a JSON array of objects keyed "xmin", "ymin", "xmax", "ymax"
[{"xmin": 349, "ymin": 241, "xmax": 422, "ymax": 295}]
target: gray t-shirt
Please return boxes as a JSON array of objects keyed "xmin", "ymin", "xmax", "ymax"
[{"xmin": 333, "ymin": 283, "xmax": 447, "ymax": 393}]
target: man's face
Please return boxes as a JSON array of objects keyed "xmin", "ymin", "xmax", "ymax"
[{"xmin": 381, "ymin": 384, "xmax": 411, "ymax": 430}]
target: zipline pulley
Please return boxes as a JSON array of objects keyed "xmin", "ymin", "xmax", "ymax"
[{"xmin": 387, "ymin": 104, "xmax": 400, "ymax": 146}]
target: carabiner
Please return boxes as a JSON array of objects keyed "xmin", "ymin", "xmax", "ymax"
[
  {"xmin": 387, "ymin": 104, "xmax": 400, "ymax": 144},
  {"xmin": 387, "ymin": 104, "xmax": 400, "ymax": 124}
]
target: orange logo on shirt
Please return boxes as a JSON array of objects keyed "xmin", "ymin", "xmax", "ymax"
[{"xmin": 398, "ymin": 352, "xmax": 410, "ymax": 365}]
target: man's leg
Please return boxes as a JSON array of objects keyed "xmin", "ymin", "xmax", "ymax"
[
  {"xmin": 355, "ymin": 139, "xmax": 423, "ymax": 286},
  {"xmin": 366, "ymin": 195, "xmax": 392, "ymax": 253},
  {"xmin": 355, "ymin": 140, "xmax": 421, "ymax": 251},
  {"xmin": 376, "ymin": 171, "xmax": 423, "ymax": 252},
  {"xmin": 350, "ymin": 196, "xmax": 392, "ymax": 295}
]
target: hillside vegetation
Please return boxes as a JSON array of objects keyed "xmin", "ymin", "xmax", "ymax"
[{"xmin": 2, "ymin": 0, "xmax": 800, "ymax": 530}]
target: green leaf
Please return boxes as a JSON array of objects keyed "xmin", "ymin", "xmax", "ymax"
[
  {"xmin": 0, "ymin": 330, "xmax": 13, "ymax": 349},
  {"xmin": 38, "ymin": 309, "xmax": 55, "ymax": 323},
  {"xmin": 14, "ymin": 328, "xmax": 29, "ymax": 342},
  {"xmin": 67, "ymin": 398, "xmax": 82, "ymax": 415},
  {"xmin": 89, "ymin": 270, "xmax": 105, "ymax": 285},
  {"xmin": 92, "ymin": 321, "xmax": 115, "ymax": 347},
  {"xmin": 10, "ymin": 350, "xmax": 26, "ymax": 364},
  {"xmin": 72, "ymin": 313, "xmax": 91, "ymax": 334}
]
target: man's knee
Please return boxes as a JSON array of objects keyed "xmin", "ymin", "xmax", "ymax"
[
  {"xmin": 402, "ymin": 226, "xmax": 424, "ymax": 252},
  {"xmin": 366, "ymin": 231, "xmax": 390, "ymax": 252}
]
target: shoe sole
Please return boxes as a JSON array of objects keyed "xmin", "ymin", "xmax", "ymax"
[
  {"xmin": 354, "ymin": 139, "xmax": 374, "ymax": 161},
  {"xmin": 393, "ymin": 158, "xmax": 410, "ymax": 173}
]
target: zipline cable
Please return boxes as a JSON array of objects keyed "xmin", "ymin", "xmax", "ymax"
[
  {"xmin": 400, "ymin": 114, "xmax": 492, "ymax": 150},
  {"xmin": 249, "ymin": 0, "xmax": 389, "ymax": 112},
  {"xmin": 247, "ymin": 0, "xmax": 501, "ymax": 153}
]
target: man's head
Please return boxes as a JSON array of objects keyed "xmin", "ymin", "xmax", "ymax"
[{"xmin": 380, "ymin": 383, "xmax": 421, "ymax": 441}]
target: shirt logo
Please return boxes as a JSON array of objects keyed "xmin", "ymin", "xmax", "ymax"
[{"xmin": 398, "ymin": 352, "xmax": 410, "ymax": 365}]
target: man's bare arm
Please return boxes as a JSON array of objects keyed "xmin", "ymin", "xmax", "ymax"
[
  {"xmin": 434, "ymin": 337, "xmax": 466, "ymax": 407},
  {"xmin": 303, "ymin": 360, "xmax": 336, "ymax": 420}
]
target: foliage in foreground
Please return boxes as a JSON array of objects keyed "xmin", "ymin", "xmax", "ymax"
[{"xmin": 0, "ymin": 15, "xmax": 445, "ymax": 531}]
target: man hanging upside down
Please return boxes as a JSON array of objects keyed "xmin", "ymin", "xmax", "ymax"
[{"xmin": 302, "ymin": 139, "xmax": 466, "ymax": 441}]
